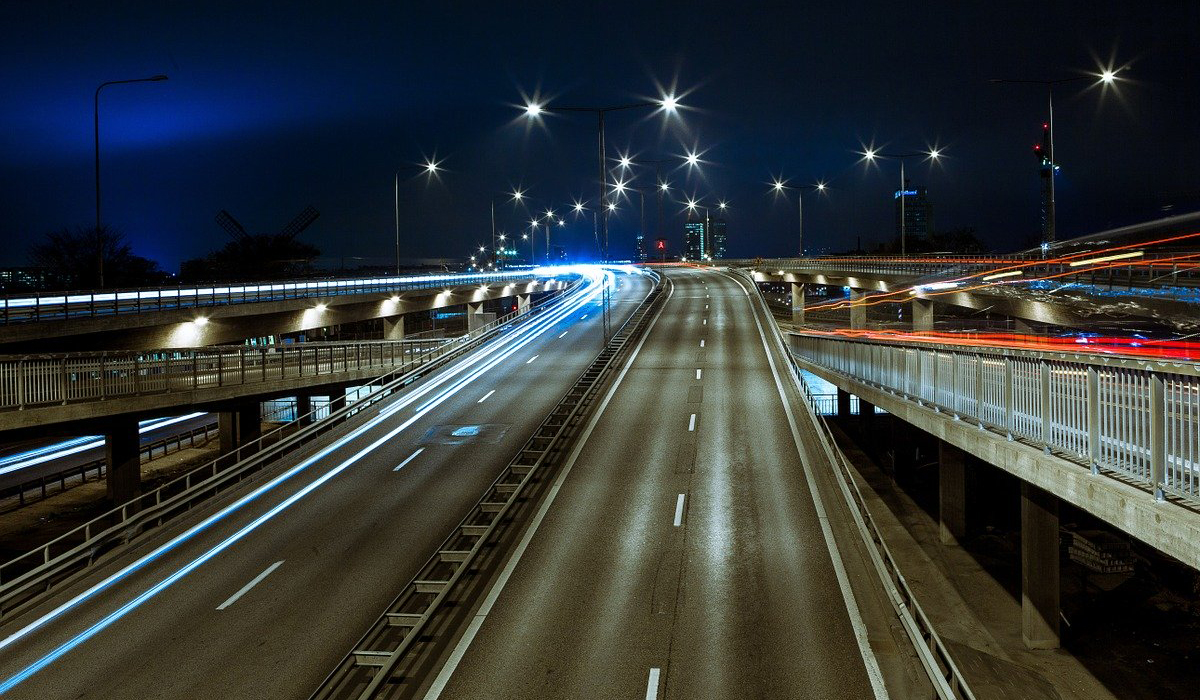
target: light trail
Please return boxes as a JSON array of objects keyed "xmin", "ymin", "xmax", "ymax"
[{"xmin": 0, "ymin": 267, "xmax": 616, "ymax": 691}]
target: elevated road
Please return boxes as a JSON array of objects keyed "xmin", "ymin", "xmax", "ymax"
[
  {"xmin": 0, "ymin": 268, "xmax": 652, "ymax": 698},
  {"xmin": 420, "ymin": 268, "xmax": 904, "ymax": 699}
]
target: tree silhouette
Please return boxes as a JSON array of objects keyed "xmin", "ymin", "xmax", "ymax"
[{"xmin": 29, "ymin": 225, "xmax": 163, "ymax": 290}]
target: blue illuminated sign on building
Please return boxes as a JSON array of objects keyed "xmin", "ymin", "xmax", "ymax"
[{"xmin": 894, "ymin": 189, "xmax": 918, "ymax": 199}]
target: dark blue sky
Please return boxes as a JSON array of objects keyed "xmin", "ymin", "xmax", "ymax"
[{"xmin": 1, "ymin": 1, "xmax": 1197, "ymax": 270}]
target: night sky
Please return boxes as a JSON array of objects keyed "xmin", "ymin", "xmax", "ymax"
[{"xmin": 1, "ymin": 1, "xmax": 1197, "ymax": 270}]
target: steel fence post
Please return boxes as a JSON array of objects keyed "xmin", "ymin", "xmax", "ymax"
[
  {"xmin": 1087, "ymin": 366, "xmax": 1100, "ymax": 475},
  {"xmin": 1040, "ymin": 360, "xmax": 1051, "ymax": 452},
  {"xmin": 1150, "ymin": 372, "xmax": 1166, "ymax": 500},
  {"xmin": 1004, "ymin": 357, "xmax": 1014, "ymax": 440}
]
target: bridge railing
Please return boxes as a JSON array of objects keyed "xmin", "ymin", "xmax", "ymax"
[
  {"xmin": 0, "ymin": 338, "xmax": 451, "ymax": 412},
  {"xmin": 0, "ymin": 270, "xmax": 551, "ymax": 325},
  {"xmin": 789, "ymin": 332, "xmax": 1200, "ymax": 504}
]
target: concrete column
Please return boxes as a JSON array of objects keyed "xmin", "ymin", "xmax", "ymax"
[
  {"xmin": 329, "ymin": 389, "xmax": 347, "ymax": 416},
  {"xmin": 912, "ymin": 298, "xmax": 935, "ymax": 332},
  {"xmin": 236, "ymin": 402, "xmax": 262, "ymax": 455},
  {"xmin": 467, "ymin": 302, "xmax": 485, "ymax": 331},
  {"xmin": 383, "ymin": 314, "xmax": 405, "ymax": 340},
  {"xmin": 296, "ymin": 393, "xmax": 313, "ymax": 425},
  {"xmin": 1014, "ymin": 317, "xmax": 1034, "ymax": 334},
  {"xmin": 1021, "ymin": 482, "xmax": 1061, "ymax": 649},
  {"xmin": 105, "ymin": 417, "xmax": 141, "ymax": 505},
  {"xmin": 849, "ymin": 289, "xmax": 867, "ymax": 330},
  {"xmin": 837, "ymin": 388, "xmax": 852, "ymax": 418},
  {"xmin": 517, "ymin": 293, "xmax": 531, "ymax": 315},
  {"xmin": 938, "ymin": 441, "xmax": 967, "ymax": 546},
  {"xmin": 219, "ymin": 411, "xmax": 238, "ymax": 454},
  {"xmin": 790, "ymin": 282, "xmax": 805, "ymax": 325}
]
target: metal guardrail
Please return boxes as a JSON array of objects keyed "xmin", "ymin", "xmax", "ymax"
[
  {"xmin": 0, "ymin": 280, "xmax": 582, "ymax": 618},
  {"xmin": 310, "ymin": 272, "xmax": 665, "ymax": 700},
  {"xmin": 731, "ymin": 268, "xmax": 974, "ymax": 699},
  {"xmin": 0, "ymin": 421, "xmax": 220, "ymax": 510},
  {"xmin": 0, "ymin": 270, "xmax": 553, "ymax": 324},
  {"xmin": 789, "ymin": 332, "xmax": 1200, "ymax": 505},
  {"xmin": 0, "ymin": 338, "xmax": 450, "ymax": 412}
]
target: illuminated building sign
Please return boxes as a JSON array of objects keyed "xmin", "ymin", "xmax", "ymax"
[{"xmin": 894, "ymin": 189, "xmax": 918, "ymax": 198}]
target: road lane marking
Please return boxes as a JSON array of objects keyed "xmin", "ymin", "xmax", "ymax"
[
  {"xmin": 688, "ymin": 413, "xmax": 696, "ymax": 431},
  {"xmin": 477, "ymin": 389, "xmax": 495, "ymax": 403},
  {"xmin": 705, "ymin": 304, "xmax": 708, "ymax": 309},
  {"xmin": 673, "ymin": 494, "xmax": 685, "ymax": 527},
  {"xmin": 394, "ymin": 448, "xmax": 424, "ymax": 471},
  {"xmin": 581, "ymin": 314, "xmax": 588, "ymax": 319},
  {"xmin": 724, "ymin": 270, "xmax": 890, "ymax": 699},
  {"xmin": 216, "ymin": 561, "xmax": 283, "ymax": 610},
  {"xmin": 558, "ymin": 331, "xmax": 568, "ymax": 338},
  {"xmin": 695, "ymin": 369, "xmax": 702, "ymax": 380},
  {"xmin": 646, "ymin": 668, "xmax": 662, "ymax": 700},
  {"xmin": 699, "ymin": 339, "xmax": 705, "ymax": 347},
  {"xmin": 703, "ymin": 319, "xmax": 707, "ymax": 325},
  {"xmin": 421, "ymin": 277, "xmax": 676, "ymax": 700},
  {"xmin": 525, "ymin": 355, "xmax": 539, "ymax": 364}
]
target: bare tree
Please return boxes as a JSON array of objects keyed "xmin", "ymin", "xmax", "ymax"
[{"xmin": 29, "ymin": 225, "xmax": 163, "ymax": 290}]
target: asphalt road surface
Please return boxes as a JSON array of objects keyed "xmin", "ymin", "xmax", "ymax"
[
  {"xmin": 422, "ymin": 267, "xmax": 901, "ymax": 700},
  {"xmin": 0, "ymin": 269, "xmax": 653, "ymax": 698}
]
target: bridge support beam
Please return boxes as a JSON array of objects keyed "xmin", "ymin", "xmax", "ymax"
[
  {"xmin": 518, "ymin": 293, "xmax": 531, "ymax": 315},
  {"xmin": 939, "ymin": 441, "xmax": 967, "ymax": 546},
  {"xmin": 837, "ymin": 388, "xmax": 852, "ymax": 418},
  {"xmin": 912, "ymin": 298, "xmax": 934, "ymax": 332},
  {"xmin": 218, "ymin": 401, "xmax": 263, "ymax": 459},
  {"xmin": 1014, "ymin": 317, "xmax": 1034, "ymax": 334},
  {"xmin": 790, "ymin": 283, "xmax": 805, "ymax": 325},
  {"xmin": 849, "ymin": 290, "xmax": 867, "ymax": 330},
  {"xmin": 467, "ymin": 302, "xmax": 485, "ymax": 332},
  {"xmin": 1021, "ymin": 482, "xmax": 1060, "ymax": 649},
  {"xmin": 383, "ymin": 315, "xmax": 405, "ymax": 340},
  {"xmin": 105, "ymin": 417, "xmax": 141, "ymax": 505}
]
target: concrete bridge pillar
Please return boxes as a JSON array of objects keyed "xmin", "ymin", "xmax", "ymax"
[
  {"xmin": 1021, "ymin": 482, "xmax": 1061, "ymax": 649},
  {"xmin": 1014, "ymin": 317, "xmax": 1034, "ymax": 335},
  {"xmin": 329, "ymin": 389, "xmax": 348, "ymax": 416},
  {"xmin": 790, "ymin": 282, "xmax": 805, "ymax": 325},
  {"xmin": 295, "ymin": 393, "xmax": 313, "ymax": 425},
  {"xmin": 912, "ymin": 298, "xmax": 935, "ymax": 332},
  {"xmin": 849, "ymin": 290, "xmax": 867, "ymax": 330},
  {"xmin": 467, "ymin": 302, "xmax": 485, "ymax": 331},
  {"xmin": 938, "ymin": 441, "xmax": 967, "ymax": 546},
  {"xmin": 105, "ymin": 417, "xmax": 141, "ymax": 505},
  {"xmin": 836, "ymin": 388, "xmax": 852, "ymax": 418},
  {"xmin": 383, "ymin": 314, "xmax": 405, "ymax": 340},
  {"xmin": 218, "ymin": 401, "xmax": 263, "ymax": 459},
  {"xmin": 518, "ymin": 293, "xmax": 531, "ymax": 315}
]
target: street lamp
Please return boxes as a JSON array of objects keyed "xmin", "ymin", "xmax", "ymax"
[
  {"xmin": 394, "ymin": 157, "xmax": 442, "ymax": 275},
  {"xmin": 94, "ymin": 74, "xmax": 168, "ymax": 287},
  {"xmin": 520, "ymin": 92, "xmax": 680, "ymax": 262},
  {"xmin": 860, "ymin": 148, "xmax": 941, "ymax": 255},
  {"xmin": 770, "ymin": 177, "xmax": 828, "ymax": 257},
  {"xmin": 991, "ymin": 68, "xmax": 1121, "ymax": 243}
]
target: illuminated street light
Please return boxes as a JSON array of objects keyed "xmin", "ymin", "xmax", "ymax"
[
  {"xmin": 573, "ymin": 200, "xmax": 586, "ymax": 214},
  {"xmin": 659, "ymin": 181, "xmax": 670, "ymax": 192},
  {"xmin": 661, "ymin": 94, "xmax": 679, "ymax": 113},
  {"xmin": 618, "ymin": 154, "xmax": 632, "ymax": 170},
  {"xmin": 856, "ymin": 147, "xmax": 942, "ymax": 254},
  {"xmin": 525, "ymin": 102, "xmax": 543, "ymax": 117},
  {"xmin": 558, "ymin": 219, "xmax": 565, "ymax": 226},
  {"xmin": 770, "ymin": 176, "xmax": 829, "ymax": 256},
  {"xmin": 684, "ymin": 149, "xmax": 701, "ymax": 168}
]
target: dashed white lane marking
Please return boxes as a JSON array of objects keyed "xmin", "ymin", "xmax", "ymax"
[
  {"xmin": 216, "ymin": 561, "xmax": 283, "ymax": 610},
  {"xmin": 699, "ymin": 339, "xmax": 705, "ymax": 347},
  {"xmin": 526, "ymin": 355, "xmax": 539, "ymax": 364},
  {"xmin": 558, "ymin": 331, "xmax": 568, "ymax": 339},
  {"xmin": 695, "ymin": 369, "xmax": 702, "ymax": 380},
  {"xmin": 646, "ymin": 668, "xmax": 662, "ymax": 700},
  {"xmin": 703, "ymin": 319, "xmax": 707, "ymax": 326},
  {"xmin": 673, "ymin": 494, "xmax": 686, "ymax": 527},
  {"xmin": 394, "ymin": 448, "xmax": 424, "ymax": 471},
  {"xmin": 688, "ymin": 413, "xmax": 696, "ymax": 431},
  {"xmin": 581, "ymin": 314, "xmax": 588, "ymax": 319},
  {"xmin": 477, "ymin": 389, "xmax": 495, "ymax": 403}
]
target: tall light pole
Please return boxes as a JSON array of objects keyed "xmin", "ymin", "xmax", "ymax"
[
  {"xmin": 94, "ymin": 74, "xmax": 168, "ymax": 287},
  {"xmin": 522, "ymin": 93, "xmax": 679, "ymax": 262},
  {"xmin": 860, "ymin": 148, "xmax": 941, "ymax": 255},
  {"xmin": 991, "ymin": 69, "xmax": 1119, "ymax": 244},
  {"xmin": 394, "ymin": 158, "xmax": 442, "ymax": 275},
  {"xmin": 771, "ymin": 178, "xmax": 827, "ymax": 257}
]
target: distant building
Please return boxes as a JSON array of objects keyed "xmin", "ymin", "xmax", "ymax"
[
  {"xmin": 709, "ymin": 218, "xmax": 727, "ymax": 259},
  {"xmin": 684, "ymin": 217, "xmax": 706, "ymax": 261},
  {"xmin": 549, "ymin": 245, "xmax": 567, "ymax": 263},
  {"xmin": 635, "ymin": 231, "xmax": 647, "ymax": 263},
  {"xmin": 894, "ymin": 182, "xmax": 933, "ymax": 243},
  {"xmin": 0, "ymin": 267, "xmax": 60, "ymax": 292}
]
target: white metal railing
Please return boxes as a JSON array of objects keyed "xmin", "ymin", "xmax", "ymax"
[
  {"xmin": 0, "ymin": 339, "xmax": 451, "ymax": 411},
  {"xmin": 0, "ymin": 269, "xmax": 559, "ymax": 324},
  {"xmin": 789, "ymin": 333, "xmax": 1200, "ymax": 503}
]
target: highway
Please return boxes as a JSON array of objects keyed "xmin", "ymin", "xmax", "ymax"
[
  {"xmin": 0, "ymin": 267, "xmax": 652, "ymax": 698},
  {"xmin": 420, "ymin": 268, "xmax": 897, "ymax": 700}
]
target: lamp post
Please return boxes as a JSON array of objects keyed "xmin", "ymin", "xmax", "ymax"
[
  {"xmin": 860, "ymin": 148, "xmax": 941, "ymax": 255},
  {"xmin": 991, "ymin": 70, "xmax": 1119, "ymax": 244},
  {"xmin": 394, "ymin": 158, "xmax": 441, "ymax": 275},
  {"xmin": 522, "ymin": 94, "xmax": 679, "ymax": 262},
  {"xmin": 771, "ymin": 178, "xmax": 828, "ymax": 257},
  {"xmin": 94, "ymin": 74, "xmax": 168, "ymax": 287}
]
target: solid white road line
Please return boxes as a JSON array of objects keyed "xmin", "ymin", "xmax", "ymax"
[
  {"xmin": 646, "ymin": 668, "xmax": 662, "ymax": 700},
  {"xmin": 695, "ymin": 369, "xmax": 702, "ymax": 380},
  {"xmin": 558, "ymin": 331, "xmax": 568, "ymax": 339},
  {"xmin": 699, "ymin": 339, "xmax": 705, "ymax": 348},
  {"xmin": 525, "ymin": 355, "xmax": 539, "ymax": 364},
  {"xmin": 725, "ymin": 271, "xmax": 890, "ymax": 699},
  {"xmin": 216, "ymin": 561, "xmax": 283, "ymax": 610},
  {"xmin": 688, "ymin": 413, "xmax": 696, "ymax": 431},
  {"xmin": 421, "ymin": 278, "xmax": 676, "ymax": 700},
  {"xmin": 477, "ymin": 390, "xmax": 496, "ymax": 403},
  {"xmin": 394, "ymin": 448, "xmax": 425, "ymax": 471},
  {"xmin": 673, "ymin": 494, "xmax": 685, "ymax": 527}
]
